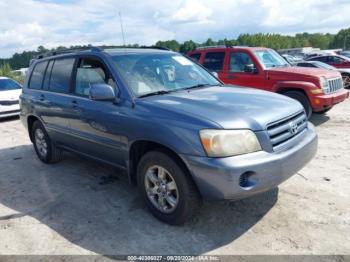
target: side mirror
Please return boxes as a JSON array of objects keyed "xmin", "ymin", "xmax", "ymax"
[
  {"xmin": 89, "ymin": 83, "xmax": 115, "ymax": 101},
  {"xmin": 211, "ymin": 71, "xmax": 219, "ymax": 78},
  {"xmin": 244, "ymin": 64, "xmax": 258, "ymax": 74}
]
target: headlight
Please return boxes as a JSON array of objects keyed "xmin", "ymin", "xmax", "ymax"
[
  {"xmin": 199, "ymin": 129, "xmax": 262, "ymax": 157},
  {"xmin": 319, "ymin": 76, "xmax": 329, "ymax": 93}
]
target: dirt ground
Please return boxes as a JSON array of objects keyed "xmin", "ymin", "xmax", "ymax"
[{"xmin": 0, "ymin": 100, "xmax": 349, "ymax": 256}]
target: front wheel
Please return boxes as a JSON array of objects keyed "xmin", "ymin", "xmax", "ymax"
[
  {"xmin": 137, "ymin": 151, "xmax": 201, "ymax": 225},
  {"xmin": 283, "ymin": 91, "xmax": 312, "ymax": 119}
]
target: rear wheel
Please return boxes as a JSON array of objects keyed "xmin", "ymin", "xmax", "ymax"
[
  {"xmin": 137, "ymin": 150, "xmax": 201, "ymax": 225},
  {"xmin": 32, "ymin": 121, "xmax": 62, "ymax": 163},
  {"xmin": 283, "ymin": 91, "xmax": 312, "ymax": 119}
]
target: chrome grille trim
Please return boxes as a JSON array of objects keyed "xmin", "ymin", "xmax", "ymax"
[
  {"xmin": 326, "ymin": 77, "xmax": 343, "ymax": 94},
  {"xmin": 267, "ymin": 111, "xmax": 307, "ymax": 150}
]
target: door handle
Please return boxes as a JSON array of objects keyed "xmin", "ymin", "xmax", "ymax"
[
  {"xmin": 39, "ymin": 94, "xmax": 45, "ymax": 101},
  {"xmin": 227, "ymin": 74, "xmax": 236, "ymax": 79}
]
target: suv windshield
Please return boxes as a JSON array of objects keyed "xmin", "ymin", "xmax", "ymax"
[
  {"xmin": 254, "ymin": 49, "xmax": 290, "ymax": 68},
  {"xmin": 0, "ymin": 78, "xmax": 21, "ymax": 91},
  {"xmin": 111, "ymin": 53, "xmax": 220, "ymax": 97}
]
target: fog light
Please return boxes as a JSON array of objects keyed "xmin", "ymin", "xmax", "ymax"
[{"xmin": 239, "ymin": 171, "xmax": 257, "ymax": 190}]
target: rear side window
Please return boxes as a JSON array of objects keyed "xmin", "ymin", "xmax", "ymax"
[
  {"xmin": 297, "ymin": 62, "xmax": 316, "ymax": 68},
  {"xmin": 42, "ymin": 60, "xmax": 54, "ymax": 90},
  {"xmin": 203, "ymin": 52, "xmax": 225, "ymax": 72},
  {"xmin": 29, "ymin": 61, "xmax": 48, "ymax": 89},
  {"xmin": 189, "ymin": 53, "xmax": 201, "ymax": 62},
  {"xmin": 49, "ymin": 58, "xmax": 75, "ymax": 93},
  {"xmin": 314, "ymin": 56, "xmax": 328, "ymax": 62}
]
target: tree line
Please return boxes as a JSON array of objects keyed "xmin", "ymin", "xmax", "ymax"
[{"xmin": 1, "ymin": 27, "xmax": 349, "ymax": 71}]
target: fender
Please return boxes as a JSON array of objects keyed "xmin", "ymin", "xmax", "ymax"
[{"xmin": 273, "ymin": 81, "xmax": 320, "ymax": 97}]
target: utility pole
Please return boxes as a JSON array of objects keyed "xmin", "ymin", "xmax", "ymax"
[
  {"xmin": 119, "ymin": 12, "xmax": 126, "ymax": 47},
  {"xmin": 344, "ymin": 35, "xmax": 347, "ymax": 50}
]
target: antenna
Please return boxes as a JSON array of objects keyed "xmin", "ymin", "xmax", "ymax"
[{"xmin": 119, "ymin": 12, "xmax": 126, "ymax": 47}]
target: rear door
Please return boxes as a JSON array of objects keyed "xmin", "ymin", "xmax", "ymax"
[
  {"xmin": 66, "ymin": 56, "xmax": 124, "ymax": 167},
  {"xmin": 202, "ymin": 51, "xmax": 226, "ymax": 80},
  {"xmin": 30, "ymin": 57, "xmax": 76, "ymax": 143}
]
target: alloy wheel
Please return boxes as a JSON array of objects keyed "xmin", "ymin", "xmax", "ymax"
[{"xmin": 144, "ymin": 165, "xmax": 179, "ymax": 214}]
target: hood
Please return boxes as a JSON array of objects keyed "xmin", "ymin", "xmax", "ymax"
[
  {"xmin": 139, "ymin": 86, "xmax": 304, "ymax": 131},
  {"xmin": 338, "ymin": 68, "xmax": 350, "ymax": 74},
  {"xmin": 0, "ymin": 89, "xmax": 21, "ymax": 101},
  {"xmin": 267, "ymin": 66, "xmax": 341, "ymax": 79}
]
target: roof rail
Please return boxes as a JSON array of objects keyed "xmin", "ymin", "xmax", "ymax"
[
  {"xmin": 36, "ymin": 46, "xmax": 103, "ymax": 59},
  {"xmin": 196, "ymin": 45, "xmax": 227, "ymax": 50},
  {"xmin": 195, "ymin": 45, "xmax": 252, "ymax": 50},
  {"xmin": 139, "ymin": 46, "xmax": 171, "ymax": 51}
]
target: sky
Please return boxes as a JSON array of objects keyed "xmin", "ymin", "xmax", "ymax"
[{"xmin": 0, "ymin": 0, "xmax": 349, "ymax": 57}]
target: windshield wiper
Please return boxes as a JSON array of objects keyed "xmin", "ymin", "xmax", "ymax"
[
  {"xmin": 182, "ymin": 83, "xmax": 216, "ymax": 91},
  {"xmin": 138, "ymin": 90, "xmax": 172, "ymax": 98}
]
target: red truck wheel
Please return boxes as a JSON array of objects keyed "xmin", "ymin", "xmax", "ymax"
[{"xmin": 283, "ymin": 91, "xmax": 312, "ymax": 119}]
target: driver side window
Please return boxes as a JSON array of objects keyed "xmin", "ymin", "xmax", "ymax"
[
  {"xmin": 229, "ymin": 52, "xmax": 256, "ymax": 73},
  {"xmin": 75, "ymin": 58, "xmax": 114, "ymax": 96}
]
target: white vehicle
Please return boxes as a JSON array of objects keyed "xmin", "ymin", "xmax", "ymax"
[{"xmin": 0, "ymin": 77, "xmax": 22, "ymax": 118}]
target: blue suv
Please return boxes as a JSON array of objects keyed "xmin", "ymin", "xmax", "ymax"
[{"xmin": 20, "ymin": 47, "xmax": 318, "ymax": 224}]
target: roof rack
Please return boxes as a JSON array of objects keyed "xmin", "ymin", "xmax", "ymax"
[
  {"xmin": 195, "ymin": 45, "xmax": 251, "ymax": 50},
  {"xmin": 196, "ymin": 45, "xmax": 227, "ymax": 50},
  {"xmin": 139, "ymin": 46, "xmax": 171, "ymax": 51},
  {"xmin": 36, "ymin": 46, "xmax": 103, "ymax": 59}
]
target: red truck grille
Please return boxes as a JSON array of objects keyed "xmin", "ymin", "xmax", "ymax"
[
  {"xmin": 267, "ymin": 111, "xmax": 307, "ymax": 150},
  {"xmin": 326, "ymin": 77, "xmax": 343, "ymax": 94}
]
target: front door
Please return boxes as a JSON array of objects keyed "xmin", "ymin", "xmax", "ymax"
[
  {"xmin": 67, "ymin": 56, "xmax": 125, "ymax": 167},
  {"xmin": 222, "ymin": 50, "xmax": 267, "ymax": 89}
]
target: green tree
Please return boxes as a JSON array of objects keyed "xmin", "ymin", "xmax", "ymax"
[
  {"xmin": 155, "ymin": 40, "xmax": 180, "ymax": 51},
  {"xmin": 330, "ymin": 28, "xmax": 350, "ymax": 49},
  {"xmin": 180, "ymin": 40, "xmax": 197, "ymax": 53}
]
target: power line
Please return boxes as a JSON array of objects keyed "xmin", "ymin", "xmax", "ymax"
[{"xmin": 119, "ymin": 12, "xmax": 126, "ymax": 46}]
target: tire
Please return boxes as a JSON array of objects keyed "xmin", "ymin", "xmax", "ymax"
[
  {"xmin": 31, "ymin": 120, "xmax": 62, "ymax": 164},
  {"xmin": 137, "ymin": 150, "xmax": 202, "ymax": 225},
  {"xmin": 283, "ymin": 91, "xmax": 312, "ymax": 119}
]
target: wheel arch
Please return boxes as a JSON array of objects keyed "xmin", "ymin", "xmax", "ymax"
[
  {"xmin": 27, "ymin": 115, "xmax": 41, "ymax": 142},
  {"xmin": 277, "ymin": 87, "xmax": 309, "ymax": 98},
  {"xmin": 128, "ymin": 140, "xmax": 199, "ymax": 191}
]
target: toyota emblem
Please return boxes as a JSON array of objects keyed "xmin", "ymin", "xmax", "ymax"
[{"xmin": 289, "ymin": 121, "xmax": 298, "ymax": 135}]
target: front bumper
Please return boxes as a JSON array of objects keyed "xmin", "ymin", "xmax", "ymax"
[
  {"xmin": 181, "ymin": 123, "xmax": 318, "ymax": 200},
  {"xmin": 312, "ymin": 89, "xmax": 349, "ymax": 112}
]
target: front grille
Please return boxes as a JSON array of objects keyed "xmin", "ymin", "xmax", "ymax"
[
  {"xmin": 267, "ymin": 111, "xmax": 307, "ymax": 150},
  {"xmin": 326, "ymin": 77, "xmax": 343, "ymax": 94},
  {"xmin": 0, "ymin": 100, "xmax": 19, "ymax": 105},
  {"xmin": 0, "ymin": 109, "xmax": 20, "ymax": 116}
]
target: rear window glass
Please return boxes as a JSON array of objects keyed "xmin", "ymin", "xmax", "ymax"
[
  {"xmin": 0, "ymin": 79, "xmax": 21, "ymax": 91},
  {"xmin": 49, "ymin": 58, "xmax": 75, "ymax": 93},
  {"xmin": 43, "ymin": 60, "xmax": 54, "ymax": 90},
  {"xmin": 189, "ymin": 53, "xmax": 201, "ymax": 62},
  {"xmin": 29, "ymin": 61, "xmax": 48, "ymax": 89},
  {"xmin": 203, "ymin": 52, "xmax": 225, "ymax": 72}
]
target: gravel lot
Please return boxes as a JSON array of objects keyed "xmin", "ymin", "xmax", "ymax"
[{"xmin": 0, "ymin": 100, "xmax": 349, "ymax": 256}]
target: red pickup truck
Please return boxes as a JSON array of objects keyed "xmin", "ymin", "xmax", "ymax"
[{"xmin": 188, "ymin": 47, "xmax": 349, "ymax": 118}]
